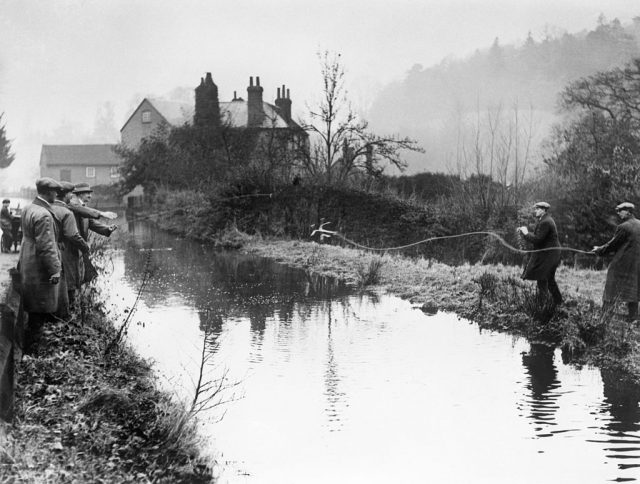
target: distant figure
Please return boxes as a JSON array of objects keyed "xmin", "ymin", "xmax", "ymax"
[
  {"xmin": 10, "ymin": 206, "xmax": 22, "ymax": 251},
  {"xmin": 592, "ymin": 202, "xmax": 640, "ymax": 322},
  {"xmin": 517, "ymin": 201, "xmax": 563, "ymax": 306},
  {"xmin": 19, "ymin": 178, "xmax": 62, "ymax": 352},
  {"xmin": 1, "ymin": 198, "xmax": 12, "ymax": 252}
]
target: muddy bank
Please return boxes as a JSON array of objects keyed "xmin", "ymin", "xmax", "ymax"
[{"xmin": 0, "ymin": 269, "xmax": 215, "ymax": 482}]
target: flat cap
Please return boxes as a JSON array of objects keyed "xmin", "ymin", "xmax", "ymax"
[
  {"xmin": 534, "ymin": 201, "xmax": 550, "ymax": 209},
  {"xmin": 73, "ymin": 182, "xmax": 93, "ymax": 194},
  {"xmin": 616, "ymin": 202, "xmax": 635, "ymax": 211},
  {"xmin": 57, "ymin": 181, "xmax": 76, "ymax": 193},
  {"xmin": 35, "ymin": 177, "xmax": 62, "ymax": 191},
  {"xmin": 2, "ymin": 199, "xmax": 9, "ymax": 204}
]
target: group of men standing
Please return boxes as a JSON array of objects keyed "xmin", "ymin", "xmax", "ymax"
[
  {"xmin": 19, "ymin": 177, "xmax": 117, "ymax": 351},
  {"xmin": 518, "ymin": 200, "xmax": 640, "ymax": 322}
]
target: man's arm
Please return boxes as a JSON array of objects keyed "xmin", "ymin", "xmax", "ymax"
[
  {"xmin": 66, "ymin": 202, "xmax": 102, "ymax": 220},
  {"xmin": 89, "ymin": 218, "xmax": 116, "ymax": 237},
  {"xmin": 594, "ymin": 225, "xmax": 627, "ymax": 256}
]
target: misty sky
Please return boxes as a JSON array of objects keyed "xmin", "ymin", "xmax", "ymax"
[{"xmin": 0, "ymin": 0, "xmax": 636, "ymax": 189}]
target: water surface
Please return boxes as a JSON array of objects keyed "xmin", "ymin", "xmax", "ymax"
[{"xmin": 102, "ymin": 221, "xmax": 640, "ymax": 483}]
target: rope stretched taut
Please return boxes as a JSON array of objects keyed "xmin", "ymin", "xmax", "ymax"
[{"xmin": 311, "ymin": 223, "xmax": 594, "ymax": 255}]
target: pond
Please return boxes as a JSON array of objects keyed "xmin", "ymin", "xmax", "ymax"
[{"xmin": 102, "ymin": 220, "xmax": 640, "ymax": 484}]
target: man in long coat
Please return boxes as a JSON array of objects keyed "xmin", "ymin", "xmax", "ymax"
[
  {"xmin": 593, "ymin": 202, "xmax": 640, "ymax": 321},
  {"xmin": 19, "ymin": 178, "xmax": 62, "ymax": 350},
  {"xmin": 68, "ymin": 182, "xmax": 117, "ymax": 284},
  {"xmin": 517, "ymin": 201, "xmax": 563, "ymax": 305},
  {"xmin": 50, "ymin": 182, "xmax": 90, "ymax": 315}
]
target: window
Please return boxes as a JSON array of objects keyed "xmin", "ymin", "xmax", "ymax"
[
  {"xmin": 142, "ymin": 110, "xmax": 151, "ymax": 123},
  {"xmin": 86, "ymin": 167, "xmax": 95, "ymax": 178},
  {"xmin": 60, "ymin": 169, "xmax": 71, "ymax": 182},
  {"xmin": 110, "ymin": 166, "xmax": 120, "ymax": 178}
]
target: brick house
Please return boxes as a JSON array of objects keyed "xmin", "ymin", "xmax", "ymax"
[
  {"xmin": 39, "ymin": 144, "xmax": 121, "ymax": 186},
  {"xmin": 120, "ymin": 73, "xmax": 307, "ymax": 149}
]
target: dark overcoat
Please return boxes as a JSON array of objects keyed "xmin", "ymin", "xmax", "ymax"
[
  {"xmin": 51, "ymin": 200, "xmax": 90, "ymax": 293},
  {"xmin": 18, "ymin": 198, "xmax": 61, "ymax": 313},
  {"xmin": 595, "ymin": 216, "xmax": 640, "ymax": 303},
  {"xmin": 521, "ymin": 213, "xmax": 561, "ymax": 280},
  {"xmin": 68, "ymin": 197, "xmax": 112, "ymax": 283}
]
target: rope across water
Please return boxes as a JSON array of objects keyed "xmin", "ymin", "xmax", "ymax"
[
  {"xmin": 329, "ymin": 230, "xmax": 594, "ymax": 255},
  {"xmin": 122, "ymin": 193, "xmax": 594, "ymax": 256}
]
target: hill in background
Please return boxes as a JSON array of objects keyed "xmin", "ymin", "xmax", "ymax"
[{"xmin": 369, "ymin": 15, "xmax": 640, "ymax": 175}]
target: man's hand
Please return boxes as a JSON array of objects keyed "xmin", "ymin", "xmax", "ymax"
[
  {"xmin": 49, "ymin": 273, "xmax": 61, "ymax": 284},
  {"xmin": 592, "ymin": 245, "xmax": 601, "ymax": 254},
  {"xmin": 100, "ymin": 211, "xmax": 118, "ymax": 220},
  {"xmin": 517, "ymin": 226, "xmax": 529, "ymax": 235},
  {"xmin": 108, "ymin": 224, "xmax": 118, "ymax": 234}
]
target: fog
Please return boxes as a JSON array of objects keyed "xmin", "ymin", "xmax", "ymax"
[{"xmin": 0, "ymin": 0, "xmax": 635, "ymax": 190}]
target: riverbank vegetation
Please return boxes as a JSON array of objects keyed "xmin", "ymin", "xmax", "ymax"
[
  {"xmin": 1, "ymin": 250, "xmax": 215, "ymax": 482},
  {"xmin": 116, "ymin": 52, "xmax": 640, "ymax": 383}
]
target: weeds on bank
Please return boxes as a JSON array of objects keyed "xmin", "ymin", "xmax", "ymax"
[{"xmin": 355, "ymin": 256, "xmax": 385, "ymax": 287}]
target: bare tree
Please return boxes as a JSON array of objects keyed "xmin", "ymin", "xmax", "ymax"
[
  {"xmin": 301, "ymin": 51, "xmax": 423, "ymax": 183},
  {"xmin": 454, "ymin": 99, "xmax": 537, "ymax": 209}
]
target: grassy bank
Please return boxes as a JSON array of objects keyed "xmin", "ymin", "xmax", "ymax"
[
  {"xmin": 1, "ymin": 275, "xmax": 215, "ymax": 482},
  {"xmin": 140, "ymin": 199, "xmax": 640, "ymax": 383}
]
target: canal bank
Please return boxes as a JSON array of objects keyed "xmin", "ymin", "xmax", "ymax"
[
  {"xmin": 141, "ymin": 204, "xmax": 640, "ymax": 383},
  {"xmin": 0, "ymin": 251, "xmax": 215, "ymax": 482}
]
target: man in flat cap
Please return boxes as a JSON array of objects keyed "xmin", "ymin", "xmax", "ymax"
[
  {"xmin": 18, "ymin": 178, "xmax": 63, "ymax": 351},
  {"xmin": 593, "ymin": 202, "xmax": 640, "ymax": 321},
  {"xmin": 51, "ymin": 181, "xmax": 91, "ymax": 315},
  {"xmin": 68, "ymin": 182, "xmax": 117, "ymax": 284},
  {"xmin": 517, "ymin": 201, "xmax": 563, "ymax": 306}
]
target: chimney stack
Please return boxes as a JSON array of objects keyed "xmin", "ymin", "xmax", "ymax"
[
  {"xmin": 247, "ymin": 75, "xmax": 264, "ymax": 127},
  {"xmin": 275, "ymin": 83, "xmax": 292, "ymax": 123},
  {"xmin": 194, "ymin": 72, "xmax": 220, "ymax": 128}
]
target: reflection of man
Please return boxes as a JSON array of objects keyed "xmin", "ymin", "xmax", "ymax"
[
  {"xmin": 19, "ymin": 178, "xmax": 62, "ymax": 351},
  {"xmin": 517, "ymin": 202, "xmax": 563, "ymax": 305},
  {"xmin": 51, "ymin": 182, "xmax": 90, "ymax": 315},
  {"xmin": 592, "ymin": 202, "xmax": 640, "ymax": 322},
  {"xmin": 68, "ymin": 182, "xmax": 117, "ymax": 284},
  {"xmin": 521, "ymin": 344, "xmax": 560, "ymax": 429}
]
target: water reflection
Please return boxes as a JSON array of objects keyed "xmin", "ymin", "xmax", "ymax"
[
  {"xmin": 597, "ymin": 370, "xmax": 640, "ymax": 478},
  {"xmin": 106, "ymin": 220, "xmax": 640, "ymax": 483},
  {"xmin": 520, "ymin": 343, "xmax": 561, "ymax": 435}
]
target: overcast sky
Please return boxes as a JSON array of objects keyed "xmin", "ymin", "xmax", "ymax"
[{"xmin": 0, "ymin": 0, "xmax": 637, "ymax": 189}]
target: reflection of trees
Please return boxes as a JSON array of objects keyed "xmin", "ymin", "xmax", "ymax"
[
  {"xmin": 120, "ymin": 222, "xmax": 353, "ymax": 329},
  {"xmin": 519, "ymin": 343, "xmax": 561, "ymax": 434}
]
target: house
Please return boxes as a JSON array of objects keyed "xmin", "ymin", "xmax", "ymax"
[
  {"xmin": 39, "ymin": 144, "xmax": 121, "ymax": 186},
  {"xmin": 120, "ymin": 73, "xmax": 307, "ymax": 148}
]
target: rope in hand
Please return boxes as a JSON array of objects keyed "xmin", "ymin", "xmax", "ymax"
[{"xmin": 311, "ymin": 223, "xmax": 595, "ymax": 255}]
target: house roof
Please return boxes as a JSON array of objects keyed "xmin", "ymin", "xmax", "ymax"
[
  {"xmin": 148, "ymin": 98, "xmax": 194, "ymax": 126},
  {"xmin": 40, "ymin": 144, "xmax": 120, "ymax": 167},
  {"xmin": 123, "ymin": 98, "xmax": 303, "ymax": 131}
]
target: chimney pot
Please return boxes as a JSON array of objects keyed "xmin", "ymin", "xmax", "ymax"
[
  {"xmin": 250, "ymin": 76, "xmax": 253, "ymax": 87},
  {"xmin": 277, "ymin": 87, "xmax": 281, "ymax": 98},
  {"xmin": 286, "ymin": 88, "xmax": 290, "ymax": 99},
  {"xmin": 256, "ymin": 76, "xmax": 261, "ymax": 86}
]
